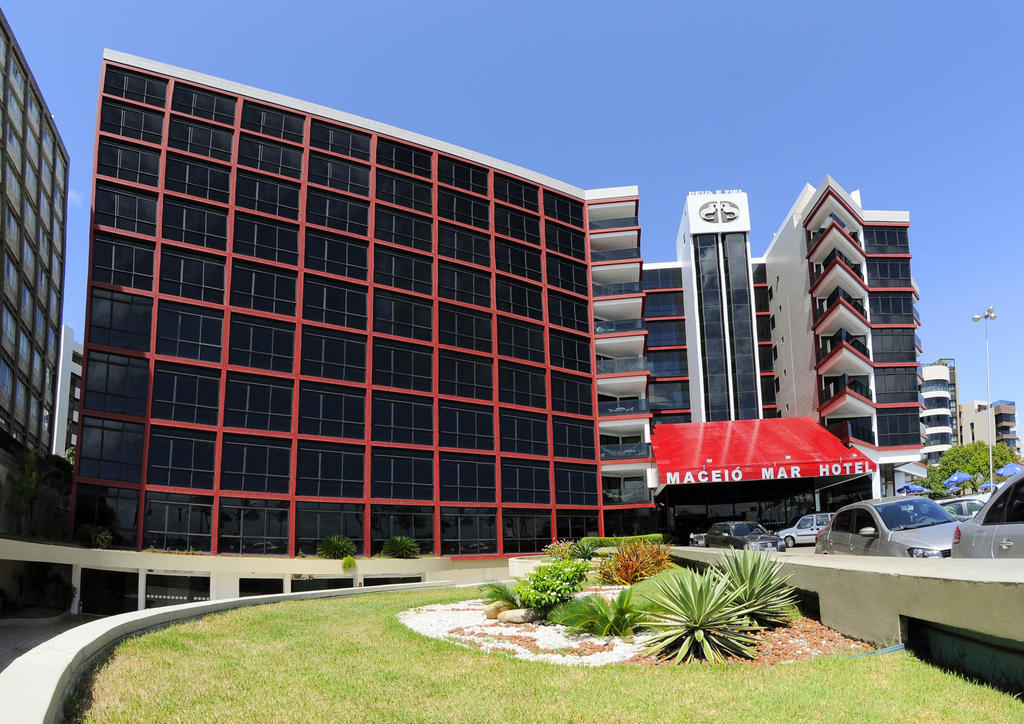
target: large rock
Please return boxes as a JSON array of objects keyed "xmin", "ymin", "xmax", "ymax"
[
  {"xmin": 483, "ymin": 600, "xmax": 513, "ymax": 619},
  {"xmin": 497, "ymin": 608, "xmax": 543, "ymax": 624}
]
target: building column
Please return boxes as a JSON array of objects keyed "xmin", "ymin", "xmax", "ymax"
[
  {"xmin": 137, "ymin": 569, "xmax": 147, "ymax": 611},
  {"xmin": 871, "ymin": 468, "xmax": 883, "ymax": 499},
  {"xmin": 893, "ymin": 470, "xmax": 907, "ymax": 498},
  {"xmin": 70, "ymin": 564, "xmax": 81, "ymax": 614}
]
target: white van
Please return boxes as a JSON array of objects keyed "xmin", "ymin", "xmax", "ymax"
[{"xmin": 776, "ymin": 513, "xmax": 834, "ymax": 548}]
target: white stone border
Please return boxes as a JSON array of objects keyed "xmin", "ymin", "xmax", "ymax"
[{"xmin": 0, "ymin": 580, "xmax": 454, "ymax": 724}]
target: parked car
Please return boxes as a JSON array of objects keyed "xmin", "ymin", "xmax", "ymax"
[
  {"xmin": 952, "ymin": 472, "xmax": 1024, "ymax": 558},
  {"xmin": 815, "ymin": 496, "xmax": 958, "ymax": 558},
  {"xmin": 705, "ymin": 521, "xmax": 786, "ymax": 552},
  {"xmin": 936, "ymin": 495, "xmax": 989, "ymax": 521},
  {"xmin": 689, "ymin": 532, "xmax": 707, "ymax": 547},
  {"xmin": 775, "ymin": 513, "xmax": 834, "ymax": 548}
]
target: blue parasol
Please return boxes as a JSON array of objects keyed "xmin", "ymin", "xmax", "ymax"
[
  {"xmin": 995, "ymin": 462, "xmax": 1024, "ymax": 477},
  {"xmin": 897, "ymin": 483, "xmax": 928, "ymax": 494},
  {"xmin": 943, "ymin": 472, "xmax": 973, "ymax": 488}
]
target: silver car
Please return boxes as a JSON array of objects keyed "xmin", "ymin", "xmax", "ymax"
[
  {"xmin": 776, "ymin": 513, "xmax": 834, "ymax": 548},
  {"xmin": 952, "ymin": 473, "xmax": 1024, "ymax": 558},
  {"xmin": 816, "ymin": 496, "xmax": 958, "ymax": 558}
]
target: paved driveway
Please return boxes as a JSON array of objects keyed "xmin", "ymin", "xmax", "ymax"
[{"xmin": 0, "ymin": 615, "xmax": 92, "ymax": 673}]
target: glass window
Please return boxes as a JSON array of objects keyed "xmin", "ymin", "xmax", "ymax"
[
  {"xmin": 94, "ymin": 185, "xmax": 157, "ymax": 235},
  {"xmin": 223, "ymin": 372, "xmax": 293, "ymax": 431},
  {"xmin": 309, "ymin": 153, "xmax": 369, "ymax": 195},
  {"xmin": 438, "ymin": 223, "xmax": 490, "ymax": 267},
  {"xmin": 89, "ymin": 288, "xmax": 152, "ymax": 351},
  {"xmin": 159, "ymin": 248, "xmax": 224, "ymax": 303},
  {"xmin": 310, "ymin": 120, "xmax": 371, "ymax": 160},
  {"xmin": 547, "ymin": 256, "xmax": 588, "ymax": 295},
  {"xmin": 296, "ymin": 446, "xmax": 364, "ymax": 499},
  {"xmin": 74, "ymin": 483, "xmax": 139, "ymax": 548},
  {"xmin": 438, "ymin": 350, "xmax": 492, "ymax": 400},
  {"xmin": 306, "ymin": 189, "xmax": 369, "ymax": 235},
  {"xmin": 147, "ymin": 427, "xmax": 216, "ymax": 490},
  {"xmin": 372, "ymin": 393, "xmax": 432, "ymax": 445},
  {"xmin": 151, "ymin": 362, "xmax": 221, "ymax": 425},
  {"xmin": 494, "ymin": 174, "xmax": 538, "ymax": 212},
  {"xmin": 165, "ymin": 155, "xmax": 230, "ymax": 203},
  {"xmin": 231, "ymin": 261, "xmax": 296, "ymax": 316},
  {"xmin": 103, "ymin": 67, "xmax": 166, "ymax": 106},
  {"xmin": 501, "ymin": 459, "xmax": 550, "ymax": 504},
  {"xmin": 374, "ymin": 247, "xmax": 433, "ymax": 295},
  {"xmin": 79, "ymin": 416, "xmax": 144, "ymax": 482},
  {"xmin": 91, "ymin": 235, "xmax": 154, "ymax": 290},
  {"xmin": 143, "ymin": 492, "xmax": 212, "ymax": 552},
  {"xmin": 495, "ymin": 205, "xmax": 540, "ymax": 245},
  {"xmin": 303, "ymin": 275, "xmax": 366, "ymax": 329},
  {"xmin": 441, "ymin": 507, "xmax": 497, "ymax": 555},
  {"xmin": 438, "ymin": 261, "xmax": 490, "ymax": 308},
  {"xmin": 229, "ymin": 314, "xmax": 294, "ymax": 372},
  {"xmin": 438, "ymin": 303, "xmax": 491, "ymax": 352},
  {"xmin": 240, "ymin": 101, "xmax": 304, "ymax": 142},
  {"xmin": 438, "ymin": 188, "xmax": 489, "ymax": 230},
  {"xmin": 438, "ymin": 156, "xmax": 488, "ymax": 195},
  {"xmin": 100, "ymin": 100, "xmax": 163, "ymax": 143},
  {"xmin": 438, "ymin": 400, "xmax": 493, "ymax": 450},
  {"xmin": 373, "ymin": 291, "xmax": 432, "ymax": 341},
  {"xmin": 503, "ymin": 509, "xmax": 551, "ymax": 554},
  {"xmin": 497, "ymin": 317, "xmax": 544, "ymax": 362},
  {"xmin": 548, "ymin": 290, "xmax": 589, "ymax": 332},
  {"xmin": 235, "ymin": 171, "xmax": 299, "ymax": 219},
  {"xmin": 298, "ymin": 382, "xmax": 364, "ymax": 438},
  {"xmin": 553, "ymin": 418, "xmax": 595, "ymax": 459},
  {"xmin": 370, "ymin": 504, "xmax": 433, "ymax": 555},
  {"xmin": 238, "ymin": 134, "xmax": 303, "ymax": 177},
  {"xmin": 495, "ymin": 277, "xmax": 543, "ymax": 320},
  {"xmin": 300, "ymin": 326, "xmax": 365, "ymax": 382},
  {"xmin": 218, "ymin": 497, "xmax": 289, "ymax": 554},
  {"xmin": 304, "ymin": 230, "xmax": 367, "ymax": 279},
  {"xmin": 172, "ymin": 83, "xmax": 236, "ymax": 125},
  {"xmin": 233, "ymin": 214, "xmax": 299, "ymax": 266},
  {"xmin": 495, "ymin": 240, "xmax": 541, "ymax": 280},
  {"xmin": 543, "ymin": 192, "xmax": 583, "ymax": 227},
  {"xmin": 554, "ymin": 463, "xmax": 598, "ymax": 505},
  {"xmin": 551, "ymin": 371, "xmax": 592, "ymax": 415},
  {"xmin": 371, "ymin": 449, "xmax": 433, "ymax": 499},
  {"xmin": 500, "ymin": 408, "xmax": 547, "ymax": 455},
  {"xmin": 376, "ymin": 138, "xmax": 431, "ymax": 177},
  {"xmin": 439, "ymin": 455, "xmax": 495, "ymax": 502},
  {"xmin": 295, "ymin": 501, "xmax": 364, "ymax": 556},
  {"xmin": 168, "ymin": 118, "xmax": 233, "ymax": 161},
  {"xmin": 156, "ymin": 301, "xmax": 222, "ymax": 362},
  {"xmin": 162, "ymin": 199, "xmax": 228, "ymax": 250},
  {"xmin": 498, "ymin": 361, "xmax": 546, "ymax": 409},
  {"xmin": 376, "ymin": 169, "xmax": 432, "ymax": 213},
  {"xmin": 549, "ymin": 329, "xmax": 591, "ymax": 372},
  {"xmin": 84, "ymin": 351, "xmax": 148, "ymax": 416},
  {"xmin": 374, "ymin": 207, "xmax": 432, "ymax": 252},
  {"xmin": 373, "ymin": 339, "xmax": 432, "ymax": 391}
]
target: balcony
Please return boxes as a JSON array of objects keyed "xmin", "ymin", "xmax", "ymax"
[
  {"xmin": 593, "ymin": 281, "xmax": 642, "ymax": 297},
  {"xmin": 596, "ymin": 357, "xmax": 648, "ymax": 374},
  {"xmin": 815, "ymin": 287, "xmax": 867, "ymax": 321},
  {"xmin": 600, "ymin": 442, "xmax": 652, "ymax": 461},
  {"xmin": 590, "ymin": 216, "xmax": 639, "ymax": 231},
  {"xmin": 595, "ymin": 318, "xmax": 646, "ymax": 335},
  {"xmin": 807, "ymin": 222, "xmax": 863, "ymax": 263},
  {"xmin": 817, "ymin": 330, "xmax": 869, "ymax": 360},
  {"xmin": 820, "ymin": 374, "xmax": 873, "ymax": 406},
  {"xmin": 827, "ymin": 419, "xmax": 876, "ymax": 446},
  {"xmin": 598, "ymin": 398, "xmax": 650, "ymax": 417},
  {"xmin": 591, "ymin": 247, "xmax": 641, "ymax": 263},
  {"xmin": 813, "ymin": 248, "xmax": 864, "ymax": 283}
]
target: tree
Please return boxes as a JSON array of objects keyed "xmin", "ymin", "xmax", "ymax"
[
  {"xmin": 4, "ymin": 448, "xmax": 72, "ymax": 537},
  {"xmin": 922, "ymin": 442, "xmax": 1019, "ymax": 497}
]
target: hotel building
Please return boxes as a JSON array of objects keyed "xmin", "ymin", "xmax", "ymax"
[
  {"xmin": 72, "ymin": 51, "xmax": 922, "ymax": 561},
  {"xmin": 920, "ymin": 359, "xmax": 957, "ymax": 464}
]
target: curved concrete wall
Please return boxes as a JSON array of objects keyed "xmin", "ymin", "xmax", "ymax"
[{"xmin": 0, "ymin": 580, "xmax": 454, "ymax": 723}]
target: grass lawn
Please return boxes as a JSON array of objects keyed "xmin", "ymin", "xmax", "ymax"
[{"xmin": 79, "ymin": 588, "xmax": 1022, "ymax": 723}]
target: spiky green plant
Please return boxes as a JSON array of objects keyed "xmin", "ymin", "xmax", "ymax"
[
  {"xmin": 317, "ymin": 535, "xmax": 357, "ymax": 560},
  {"xmin": 548, "ymin": 588, "xmax": 649, "ymax": 640},
  {"xmin": 342, "ymin": 555, "xmax": 357, "ymax": 572},
  {"xmin": 711, "ymin": 549, "xmax": 799, "ymax": 627},
  {"xmin": 479, "ymin": 581, "xmax": 522, "ymax": 607},
  {"xmin": 381, "ymin": 535, "xmax": 419, "ymax": 559},
  {"xmin": 640, "ymin": 568, "xmax": 759, "ymax": 663},
  {"xmin": 571, "ymin": 539, "xmax": 601, "ymax": 561}
]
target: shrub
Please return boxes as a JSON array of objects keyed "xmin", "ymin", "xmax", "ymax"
[
  {"xmin": 548, "ymin": 588, "xmax": 649, "ymax": 640},
  {"xmin": 578, "ymin": 534, "xmax": 664, "ymax": 548},
  {"xmin": 572, "ymin": 539, "xmax": 601, "ymax": 561},
  {"xmin": 381, "ymin": 536, "xmax": 419, "ymax": 559},
  {"xmin": 342, "ymin": 555, "xmax": 356, "ymax": 572},
  {"xmin": 641, "ymin": 568, "xmax": 759, "ymax": 663},
  {"xmin": 596, "ymin": 540, "xmax": 673, "ymax": 585},
  {"xmin": 479, "ymin": 581, "xmax": 521, "ymax": 608},
  {"xmin": 317, "ymin": 535, "xmax": 357, "ymax": 560},
  {"xmin": 711, "ymin": 549, "xmax": 799, "ymax": 627},
  {"xmin": 542, "ymin": 539, "xmax": 577, "ymax": 561},
  {"xmin": 515, "ymin": 559, "xmax": 590, "ymax": 614}
]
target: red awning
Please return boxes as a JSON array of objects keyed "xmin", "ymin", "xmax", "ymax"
[{"xmin": 650, "ymin": 417, "xmax": 874, "ymax": 485}]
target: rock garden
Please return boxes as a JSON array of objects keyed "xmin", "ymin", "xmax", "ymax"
[{"xmin": 400, "ymin": 537, "xmax": 871, "ymax": 666}]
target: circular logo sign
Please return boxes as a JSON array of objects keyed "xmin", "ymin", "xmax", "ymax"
[{"xmin": 698, "ymin": 200, "xmax": 741, "ymax": 223}]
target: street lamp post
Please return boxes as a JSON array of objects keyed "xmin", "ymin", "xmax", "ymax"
[{"xmin": 972, "ymin": 306, "xmax": 996, "ymax": 490}]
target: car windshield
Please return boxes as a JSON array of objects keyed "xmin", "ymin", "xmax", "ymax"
[
  {"xmin": 731, "ymin": 523, "xmax": 768, "ymax": 536},
  {"xmin": 874, "ymin": 498, "xmax": 955, "ymax": 531}
]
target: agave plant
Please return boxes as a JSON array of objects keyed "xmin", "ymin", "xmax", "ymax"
[
  {"xmin": 571, "ymin": 539, "xmax": 601, "ymax": 561},
  {"xmin": 548, "ymin": 588, "xmax": 649, "ymax": 640},
  {"xmin": 711, "ymin": 549, "xmax": 799, "ymax": 627},
  {"xmin": 640, "ymin": 568, "xmax": 759, "ymax": 663},
  {"xmin": 381, "ymin": 535, "xmax": 420, "ymax": 559},
  {"xmin": 479, "ymin": 581, "xmax": 521, "ymax": 608},
  {"xmin": 317, "ymin": 535, "xmax": 357, "ymax": 559}
]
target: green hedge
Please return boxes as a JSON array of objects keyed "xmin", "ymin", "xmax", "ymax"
[{"xmin": 578, "ymin": 534, "xmax": 664, "ymax": 547}]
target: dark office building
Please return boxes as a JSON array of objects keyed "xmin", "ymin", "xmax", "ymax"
[{"xmin": 72, "ymin": 51, "xmax": 655, "ymax": 556}]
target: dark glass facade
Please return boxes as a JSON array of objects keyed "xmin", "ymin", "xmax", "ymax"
[{"xmin": 73, "ymin": 58, "xmax": 654, "ymax": 556}]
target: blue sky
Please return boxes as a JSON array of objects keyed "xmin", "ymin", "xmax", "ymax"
[{"xmin": 5, "ymin": 1, "xmax": 1023, "ymax": 411}]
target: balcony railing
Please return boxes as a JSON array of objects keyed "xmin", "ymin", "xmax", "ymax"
[
  {"xmin": 821, "ymin": 374, "xmax": 873, "ymax": 404},
  {"xmin": 815, "ymin": 287, "xmax": 866, "ymax": 321},
  {"xmin": 591, "ymin": 247, "xmax": 641, "ymax": 262},
  {"xmin": 598, "ymin": 398, "xmax": 650, "ymax": 416},
  {"xmin": 596, "ymin": 357, "xmax": 648, "ymax": 374},
  {"xmin": 595, "ymin": 318, "xmax": 646, "ymax": 335},
  {"xmin": 817, "ymin": 329, "xmax": 869, "ymax": 360},
  {"xmin": 590, "ymin": 216, "xmax": 639, "ymax": 230},
  {"xmin": 827, "ymin": 420, "xmax": 876, "ymax": 446},
  {"xmin": 600, "ymin": 442, "xmax": 652, "ymax": 461},
  {"xmin": 813, "ymin": 248, "xmax": 863, "ymax": 283},
  {"xmin": 808, "ymin": 225, "xmax": 860, "ymax": 251},
  {"xmin": 593, "ymin": 281, "xmax": 642, "ymax": 297}
]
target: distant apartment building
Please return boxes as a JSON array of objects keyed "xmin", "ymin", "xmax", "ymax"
[
  {"xmin": 960, "ymin": 399, "xmax": 1018, "ymax": 453},
  {"xmin": 0, "ymin": 9, "xmax": 69, "ymax": 537},
  {"xmin": 920, "ymin": 360, "xmax": 957, "ymax": 464},
  {"xmin": 52, "ymin": 324, "xmax": 81, "ymax": 455}
]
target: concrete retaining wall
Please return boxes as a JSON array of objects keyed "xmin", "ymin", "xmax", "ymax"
[
  {"xmin": 668, "ymin": 547, "xmax": 1024, "ymax": 646},
  {"xmin": 0, "ymin": 579, "xmax": 458, "ymax": 724}
]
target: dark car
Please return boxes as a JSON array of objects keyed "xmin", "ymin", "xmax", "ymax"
[{"xmin": 705, "ymin": 521, "xmax": 786, "ymax": 552}]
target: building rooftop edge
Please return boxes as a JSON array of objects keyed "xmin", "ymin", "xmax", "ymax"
[{"xmin": 102, "ymin": 49, "xmax": 637, "ymax": 201}]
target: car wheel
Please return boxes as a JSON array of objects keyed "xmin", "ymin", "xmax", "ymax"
[{"xmin": 784, "ymin": 536, "xmax": 795, "ymax": 548}]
